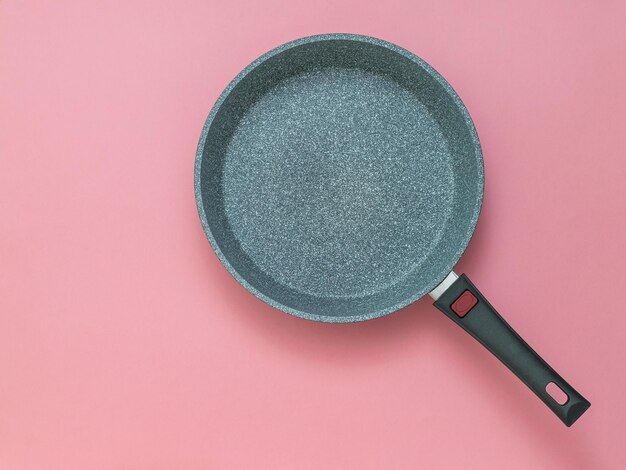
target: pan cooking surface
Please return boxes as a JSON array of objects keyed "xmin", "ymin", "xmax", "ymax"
[
  {"xmin": 224, "ymin": 67, "xmax": 453, "ymax": 297},
  {"xmin": 196, "ymin": 35, "xmax": 483, "ymax": 321}
]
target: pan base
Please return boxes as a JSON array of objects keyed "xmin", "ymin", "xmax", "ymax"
[{"xmin": 223, "ymin": 67, "xmax": 454, "ymax": 298}]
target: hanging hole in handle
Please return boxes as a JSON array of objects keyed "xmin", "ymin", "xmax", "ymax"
[{"xmin": 546, "ymin": 382, "xmax": 569, "ymax": 405}]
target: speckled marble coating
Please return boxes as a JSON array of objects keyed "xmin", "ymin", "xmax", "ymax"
[{"xmin": 195, "ymin": 34, "xmax": 484, "ymax": 322}]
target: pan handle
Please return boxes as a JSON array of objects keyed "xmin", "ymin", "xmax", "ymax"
[{"xmin": 432, "ymin": 273, "xmax": 590, "ymax": 426}]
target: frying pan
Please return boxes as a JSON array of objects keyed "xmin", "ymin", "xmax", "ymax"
[{"xmin": 195, "ymin": 34, "xmax": 590, "ymax": 426}]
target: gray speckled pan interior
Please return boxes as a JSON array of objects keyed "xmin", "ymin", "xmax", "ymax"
[{"xmin": 195, "ymin": 34, "xmax": 484, "ymax": 322}]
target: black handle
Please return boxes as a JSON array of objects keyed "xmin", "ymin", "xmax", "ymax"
[{"xmin": 433, "ymin": 274, "xmax": 590, "ymax": 426}]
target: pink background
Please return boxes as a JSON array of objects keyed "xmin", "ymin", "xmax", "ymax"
[{"xmin": 1, "ymin": 1, "xmax": 625, "ymax": 469}]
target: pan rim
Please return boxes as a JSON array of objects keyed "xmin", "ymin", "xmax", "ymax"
[{"xmin": 194, "ymin": 33, "xmax": 484, "ymax": 322}]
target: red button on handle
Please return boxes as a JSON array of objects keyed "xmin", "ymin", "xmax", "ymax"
[{"xmin": 450, "ymin": 290, "xmax": 478, "ymax": 317}]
